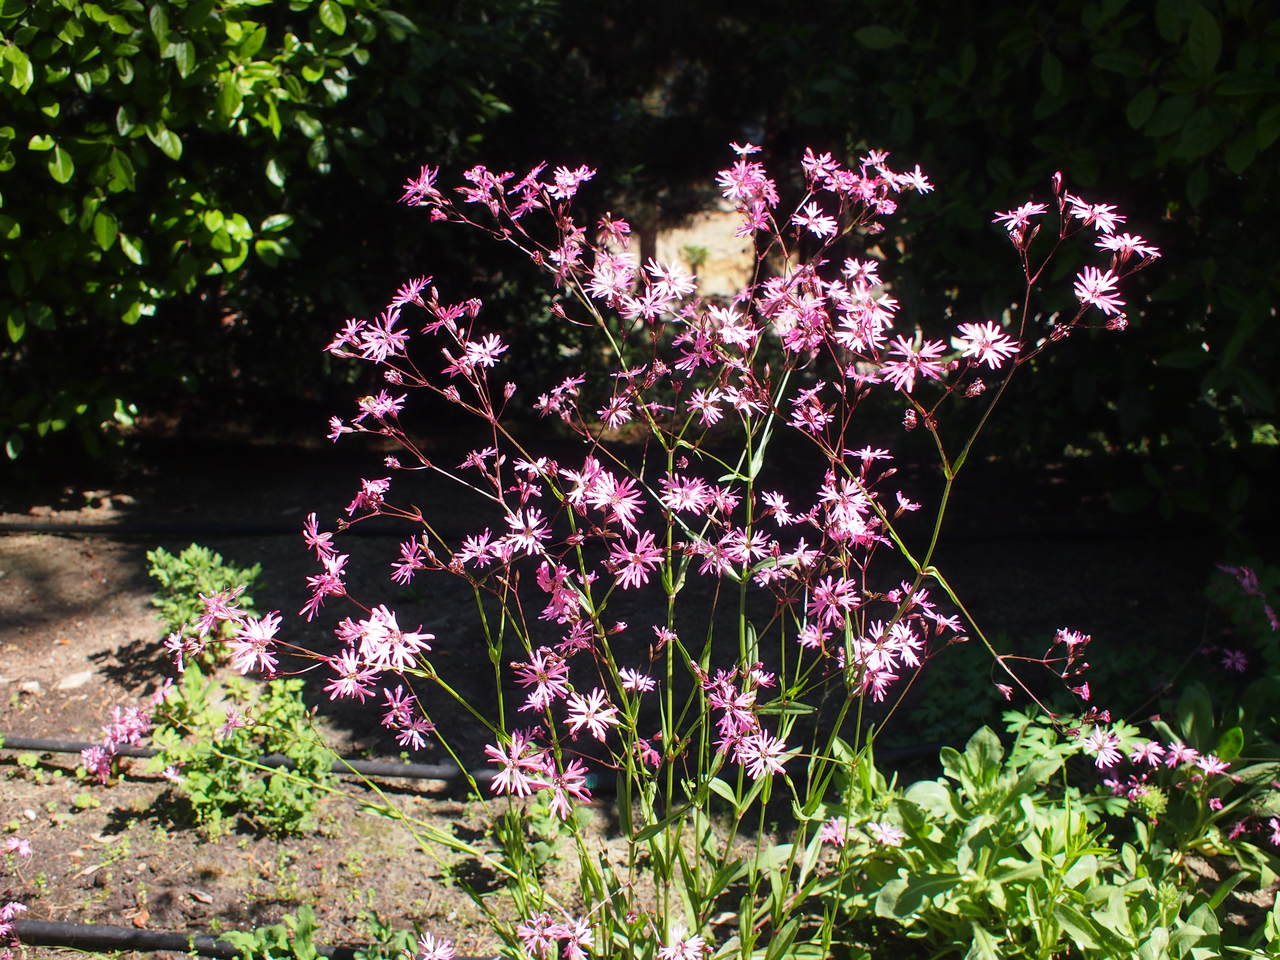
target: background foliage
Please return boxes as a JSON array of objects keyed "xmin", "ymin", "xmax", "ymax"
[{"xmin": 3, "ymin": 0, "xmax": 1275, "ymax": 537}]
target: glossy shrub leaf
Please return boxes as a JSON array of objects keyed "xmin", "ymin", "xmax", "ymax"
[
  {"xmin": 47, "ymin": 144, "xmax": 74, "ymax": 182},
  {"xmin": 1186, "ymin": 3, "xmax": 1221, "ymax": 75},
  {"xmin": 854, "ymin": 25, "xmax": 904, "ymax": 49},
  {"xmin": 147, "ymin": 124, "xmax": 183, "ymax": 159},
  {"xmin": 318, "ymin": 0, "xmax": 347, "ymax": 35},
  {"xmin": 92, "ymin": 210, "xmax": 117, "ymax": 250},
  {"xmin": 119, "ymin": 232, "xmax": 144, "ymax": 265}
]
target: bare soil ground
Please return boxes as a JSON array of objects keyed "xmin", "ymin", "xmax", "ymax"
[{"xmin": 0, "ymin": 437, "xmax": 1234, "ymax": 957}]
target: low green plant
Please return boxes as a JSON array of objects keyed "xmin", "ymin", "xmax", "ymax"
[
  {"xmin": 149, "ymin": 662, "xmax": 334, "ymax": 838},
  {"xmin": 220, "ymin": 904, "xmax": 321, "ymax": 960},
  {"xmin": 147, "ymin": 542, "xmax": 262, "ymax": 641},
  {"xmin": 822, "ymin": 717, "xmax": 1279, "ymax": 959}
]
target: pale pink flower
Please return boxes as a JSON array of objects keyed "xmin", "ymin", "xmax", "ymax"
[
  {"xmin": 1081, "ymin": 726, "xmax": 1122, "ymax": 768},
  {"xmin": 1095, "ymin": 232, "xmax": 1160, "ymax": 261},
  {"xmin": 819, "ymin": 816, "xmax": 849, "ymax": 847},
  {"xmin": 1066, "ymin": 195, "xmax": 1126, "ymax": 234},
  {"xmin": 2, "ymin": 838, "xmax": 30, "ymax": 859},
  {"xmin": 413, "ymin": 932, "xmax": 455, "ymax": 960},
  {"xmin": 564, "ymin": 688, "xmax": 621, "ymax": 742},
  {"xmin": 1073, "ymin": 266, "xmax": 1125, "ymax": 316},
  {"xmin": 619, "ymin": 668, "xmax": 655, "ymax": 693},
  {"xmin": 992, "ymin": 201, "xmax": 1048, "ymax": 232},
  {"xmin": 228, "ymin": 611, "xmax": 281, "ymax": 676},
  {"xmin": 880, "ymin": 335, "xmax": 947, "ymax": 393},
  {"xmin": 791, "ymin": 201, "xmax": 839, "ymax": 238},
  {"xmin": 738, "ymin": 731, "xmax": 789, "ymax": 779},
  {"xmin": 1129, "ymin": 740, "xmax": 1165, "ymax": 766},
  {"xmin": 658, "ymin": 934, "xmax": 709, "ymax": 960},
  {"xmin": 866, "ymin": 821, "xmax": 906, "ymax": 847},
  {"xmin": 955, "ymin": 321, "xmax": 1019, "ymax": 369}
]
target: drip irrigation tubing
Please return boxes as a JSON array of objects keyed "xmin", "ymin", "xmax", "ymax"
[
  {"xmin": 0, "ymin": 734, "xmax": 945, "ymax": 790},
  {"xmin": 13, "ymin": 918, "xmax": 496, "ymax": 959}
]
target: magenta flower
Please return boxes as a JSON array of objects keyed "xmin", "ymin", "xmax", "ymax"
[{"xmin": 484, "ymin": 730, "xmax": 549, "ymax": 797}]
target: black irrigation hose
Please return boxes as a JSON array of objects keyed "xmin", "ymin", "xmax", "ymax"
[
  {"xmin": 14, "ymin": 919, "xmax": 498, "ymax": 960},
  {"xmin": 14, "ymin": 918, "xmax": 365, "ymax": 959}
]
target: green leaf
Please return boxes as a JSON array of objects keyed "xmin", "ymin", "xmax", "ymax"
[
  {"xmin": 1256, "ymin": 104, "xmax": 1280, "ymax": 151},
  {"xmin": 0, "ymin": 214, "xmax": 19, "ymax": 240},
  {"xmin": 27, "ymin": 134, "xmax": 54, "ymax": 151},
  {"xmin": 1225, "ymin": 132, "xmax": 1256, "ymax": 174},
  {"xmin": 318, "ymin": 0, "xmax": 347, "ymax": 35},
  {"xmin": 265, "ymin": 156, "xmax": 286, "ymax": 187},
  {"xmin": 107, "ymin": 149, "xmax": 136, "ymax": 191},
  {"xmin": 964, "ymin": 924, "xmax": 1001, "ymax": 960},
  {"xmin": 259, "ymin": 213, "xmax": 293, "ymax": 233},
  {"xmin": 854, "ymin": 25, "xmax": 904, "ymax": 49},
  {"xmin": 216, "ymin": 79, "xmax": 243, "ymax": 120},
  {"xmin": 147, "ymin": 125, "xmax": 183, "ymax": 160},
  {"xmin": 119, "ymin": 233, "xmax": 144, "ymax": 265},
  {"xmin": 48, "ymin": 145, "xmax": 74, "ymax": 183},
  {"xmin": 1145, "ymin": 94, "xmax": 1195, "ymax": 137},
  {"xmin": 148, "ymin": 3, "xmax": 169, "ymax": 43},
  {"xmin": 5, "ymin": 433, "xmax": 23, "ymax": 460},
  {"xmin": 1040, "ymin": 51, "xmax": 1063, "ymax": 95},
  {"xmin": 92, "ymin": 211, "xmax": 118, "ymax": 250},
  {"xmin": 1126, "ymin": 87, "xmax": 1158, "ymax": 129},
  {"xmin": 1186, "ymin": 4, "xmax": 1221, "ymax": 76},
  {"xmin": 7, "ymin": 311, "xmax": 25, "ymax": 343},
  {"xmin": 1214, "ymin": 726, "xmax": 1244, "ymax": 762},
  {"xmin": 1155, "ymin": 0, "xmax": 1190, "ymax": 42},
  {"xmin": 174, "ymin": 38, "xmax": 195, "ymax": 78}
]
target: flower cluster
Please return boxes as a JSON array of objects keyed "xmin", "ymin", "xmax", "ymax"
[
  {"xmin": 80, "ymin": 700, "xmax": 157, "ymax": 784},
  {"xmin": 142, "ymin": 144, "xmax": 1167, "ymax": 956}
]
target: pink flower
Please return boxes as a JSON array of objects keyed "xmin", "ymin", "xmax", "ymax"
[
  {"xmin": 880, "ymin": 335, "xmax": 947, "ymax": 393},
  {"xmin": 1081, "ymin": 726, "xmax": 1122, "ymax": 768},
  {"xmin": 414, "ymin": 932, "xmax": 456, "ymax": 960},
  {"xmin": 955, "ymin": 321, "xmax": 1019, "ymax": 369},
  {"xmin": 1129, "ymin": 740, "xmax": 1165, "ymax": 766},
  {"xmin": 2, "ymin": 838, "xmax": 30, "ymax": 859},
  {"xmin": 619, "ymin": 668, "xmax": 655, "ymax": 693},
  {"xmin": 512, "ymin": 647, "xmax": 572, "ymax": 712},
  {"xmin": 228, "ymin": 611, "xmax": 281, "ymax": 676},
  {"xmin": 545, "ymin": 759, "xmax": 592, "ymax": 821},
  {"xmin": 866, "ymin": 821, "xmax": 906, "ymax": 847},
  {"xmin": 484, "ymin": 730, "xmax": 549, "ymax": 797},
  {"xmin": 608, "ymin": 530, "xmax": 664, "ymax": 589},
  {"xmin": 992, "ymin": 201, "xmax": 1048, "ymax": 233},
  {"xmin": 564, "ymin": 688, "xmax": 621, "ymax": 742},
  {"xmin": 792, "ymin": 201, "xmax": 839, "ymax": 238},
  {"xmin": 1073, "ymin": 266, "xmax": 1125, "ymax": 316},
  {"xmin": 1066, "ymin": 195, "xmax": 1126, "ymax": 234},
  {"xmin": 1095, "ymin": 232, "xmax": 1160, "ymax": 261},
  {"xmin": 819, "ymin": 816, "xmax": 849, "ymax": 847},
  {"xmin": 658, "ymin": 935, "xmax": 709, "ymax": 960},
  {"xmin": 737, "ymin": 731, "xmax": 789, "ymax": 779},
  {"xmin": 1195, "ymin": 753, "xmax": 1230, "ymax": 776}
]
